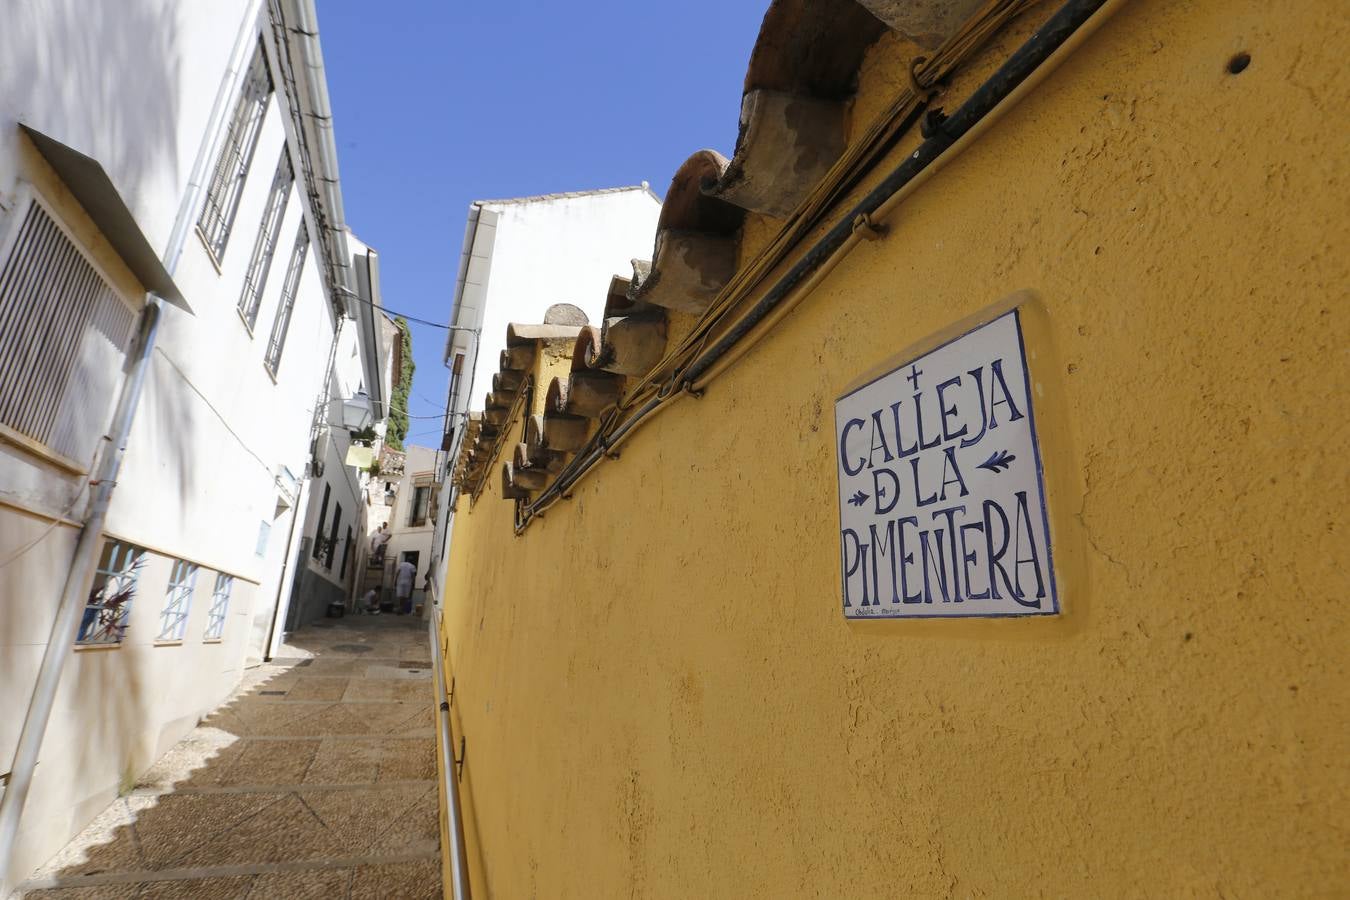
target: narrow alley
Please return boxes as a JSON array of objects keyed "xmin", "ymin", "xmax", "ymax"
[{"xmin": 15, "ymin": 617, "xmax": 441, "ymax": 899}]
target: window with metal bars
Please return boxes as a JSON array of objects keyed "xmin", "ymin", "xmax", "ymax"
[
  {"xmin": 204, "ymin": 573, "xmax": 233, "ymax": 640},
  {"xmin": 157, "ymin": 559, "xmax": 199, "ymax": 642},
  {"xmin": 340, "ymin": 525, "xmax": 352, "ymax": 579},
  {"xmin": 0, "ymin": 196, "xmax": 136, "ymax": 467},
  {"xmin": 326, "ymin": 502, "xmax": 342, "ymax": 569},
  {"xmin": 197, "ymin": 41, "xmax": 273, "ymax": 261},
  {"xmin": 313, "ymin": 483, "xmax": 331, "ymax": 560},
  {"xmin": 263, "ymin": 223, "xmax": 309, "ymax": 375},
  {"xmin": 237, "ymin": 151, "xmax": 293, "ymax": 329},
  {"xmin": 78, "ymin": 540, "xmax": 146, "ymax": 646},
  {"xmin": 409, "ymin": 484, "xmax": 430, "ymax": 527}
]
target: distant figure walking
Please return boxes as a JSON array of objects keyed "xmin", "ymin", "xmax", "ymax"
[
  {"xmin": 370, "ymin": 522, "xmax": 390, "ymax": 565},
  {"xmin": 395, "ymin": 558, "xmax": 417, "ymax": 615}
]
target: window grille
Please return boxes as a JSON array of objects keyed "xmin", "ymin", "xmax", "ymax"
[
  {"xmin": 409, "ymin": 485, "xmax": 430, "ymax": 527},
  {"xmin": 326, "ymin": 502, "xmax": 342, "ymax": 568},
  {"xmin": 198, "ymin": 42, "xmax": 273, "ymax": 260},
  {"xmin": 204, "ymin": 573, "xmax": 233, "ymax": 640},
  {"xmin": 340, "ymin": 525, "xmax": 352, "ymax": 578},
  {"xmin": 158, "ymin": 559, "xmax": 199, "ymax": 641},
  {"xmin": 0, "ymin": 198, "xmax": 135, "ymax": 465},
  {"xmin": 313, "ymin": 483, "xmax": 331, "ymax": 560},
  {"xmin": 78, "ymin": 540, "xmax": 146, "ymax": 645},
  {"xmin": 263, "ymin": 224, "xmax": 309, "ymax": 375},
  {"xmin": 237, "ymin": 152, "xmax": 293, "ymax": 329}
]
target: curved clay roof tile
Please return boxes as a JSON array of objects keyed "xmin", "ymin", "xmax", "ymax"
[
  {"xmin": 539, "ymin": 413, "xmax": 589, "ymax": 453},
  {"xmin": 571, "ymin": 325, "xmax": 604, "ymax": 372},
  {"xmin": 599, "ymin": 313, "xmax": 668, "ymax": 377},
  {"xmin": 506, "ymin": 322, "xmax": 586, "ymax": 347},
  {"xmin": 703, "ymin": 0, "xmax": 887, "ymax": 218},
  {"xmin": 631, "ymin": 152, "xmax": 742, "ymax": 316}
]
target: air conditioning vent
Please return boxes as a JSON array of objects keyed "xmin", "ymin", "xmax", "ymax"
[{"xmin": 0, "ymin": 198, "xmax": 135, "ymax": 465}]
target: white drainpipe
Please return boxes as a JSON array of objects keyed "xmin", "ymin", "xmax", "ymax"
[
  {"xmin": 0, "ymin": 296, "xmax": 162, "ymax": 889},
  {"xmin": 165, "ymin": 0, "xmax": 267, "ymax": 276},
  {"xmin": 0, "ymin": 2, "xmax": 263, "ymax": 888},
  {"xmin": 288, "ymin": 0, "xmax": 353, "ymax": 309}
]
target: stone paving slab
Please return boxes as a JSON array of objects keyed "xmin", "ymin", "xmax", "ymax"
[
  {"xmin": 19, "ymin": 617, "xmax": 441, "ymax": 899},
  {"xmin": 200, "ymin": 698, "xmax": 433, "ymax": 737},
  {"xmin": 24, "ymin": 857, "xmax": 442, "ymax": 899}
]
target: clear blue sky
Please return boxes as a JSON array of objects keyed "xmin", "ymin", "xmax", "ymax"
[{"xmin": 318, "ymin": 1, "xmax": 768, "ymax": 444}]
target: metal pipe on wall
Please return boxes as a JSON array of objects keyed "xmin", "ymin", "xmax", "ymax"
[
  {"xmin": 0, "ymin": 296, "xmax": 163, "ymax": 886},
  {"xmin": 0, "ymin": 4, "xmax": 267, "ymax": 885},
  {"xmin": 429, "ymin": 603, "xmax": 472, "ymax": 899},
  {"xmin": 163, "ymin": 0, "xmax": 267, "ymax": 274},
  {"xmin": 516, "ymin": 0, "xmax": 1127, "ymax": 532},
  {"xmin": 286, "ymin": 0, "xmax": 353, "ymax": 307}
]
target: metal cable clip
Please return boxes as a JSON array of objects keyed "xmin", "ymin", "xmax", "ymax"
[
  {"xmin": 852, "ymin": 212, "xmax": 888, "ymax": 241},
  {"xmin": 908, "ymin": 55, "xmax": 938, "ymax": 101}
]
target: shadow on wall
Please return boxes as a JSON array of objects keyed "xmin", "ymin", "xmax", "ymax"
[
  {"xmin": 0, "ymin": 0, "xmax": 199, "ymax": 528},
  {"xmin": 143, "ymin": 350, "xmax": 203, "ymax": 524},
  {"xmin": 0, "ymin": 0, "xmax": 188, "ymax": 877},
  {"xmin": 0, "ymin": 0, "xmax": 183, "ymax": 239},
  {"xmin": 15, "ymin": 617, "xmax": 441, "ymax": 896}
]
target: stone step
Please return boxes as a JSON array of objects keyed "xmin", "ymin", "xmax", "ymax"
[
  {"xmin": 22, "ymin": 853, "xmax": 440, "ymax": 898},
  {"xmin": 20, "ymin": 615, "xmax": 443, "ymax": 898},
  {"xmin": 137, "ymin": 732, "xmax": 435, "ymax": 791},
  {"xmin": 25, "ymin": 784, "xmax": 439, "ymax": 887},
  {"xmin": 199, "ymin": 700, "xmax": 433, "ymax": 738}
]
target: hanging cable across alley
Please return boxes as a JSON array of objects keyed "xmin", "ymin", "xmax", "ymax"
[{"xmin": 340, "ymin": 285, "xmax": 479, "ymax": 333}]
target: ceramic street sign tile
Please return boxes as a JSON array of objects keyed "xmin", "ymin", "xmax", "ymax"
[{"xmin": 834, "ymin": 308, "xmax": 1058, "ymax": 618}]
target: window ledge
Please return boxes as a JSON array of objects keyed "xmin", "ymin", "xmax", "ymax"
[
  {"xmin": 75, "ymin": 642, "xmax": 123, "ymax": 652},
  {"xmin": 235, "ymin": 306, "xmax": 256, "ymax": 337},
  {"xmin": 194, "ymin": 226, "xmax": 224, "ymax": 275},
  {"xmin": 202, "ymin": 638, "xmax": 224, "ymax": 645},
  {"xmin": 153, "ymin": 639, "xmax": 184, "ymax": 647},
  {"xmin": 0, "ymin": 423, "xmax": 89, "ymax": 476}
]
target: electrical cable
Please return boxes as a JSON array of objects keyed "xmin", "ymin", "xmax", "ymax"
[
  {"xmin": 512, "ymin": 0, "xmax": 1123, "ymax": 532},
  {"xmin": 339, "ymin": 286, "xmax": 478, "ymax": 333},
  {"xmin": 0, "ymin": 489, "xmax": 85, "ymax": 570},
  {"xmin": 153, "ymin": 347, "xmax": 299, "ymax": 500}
]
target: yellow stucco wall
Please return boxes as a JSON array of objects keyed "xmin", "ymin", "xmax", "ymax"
[{"xmin": 440, "ymin": 1, "xmax": 1348, "ymax": 895}]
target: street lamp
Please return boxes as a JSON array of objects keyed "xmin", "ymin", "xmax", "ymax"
[{"xmin": 334, "ymin": 390, "xmax": 375, "ymax": 430}]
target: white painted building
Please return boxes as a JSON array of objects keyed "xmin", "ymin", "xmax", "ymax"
[
  {"xmin": 378, "ymin": 444, "xmax": 440, "ymax": 613},
  {"xmin": 279, "ymin": 235, "xmax": 396, "ymax": 631},
  {"xmin": 0, "ymin": 1, "xmax": 383, "ymax": 891},
  {"xmin": 427, "ymin": 187, "xmax": 662, "ymax": 602}
]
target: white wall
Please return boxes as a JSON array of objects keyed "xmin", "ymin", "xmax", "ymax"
[
  {"xmin": 458, "ymin": 189, "xmax": 662, "ymax": 411},
  {"xmin": 384, "ymin": 446, "xmax": 437, "ymax": 595},
  {"xmin": 0, "ymin": 0, "xmax": 367, "ymax": 889},
  {"xmin": 429, "ymin": 188, "xmax": 662, "ymax": 605},
  {"xmin": 0, "ymin": 0, "xmax": 256, "ymax": 257}
]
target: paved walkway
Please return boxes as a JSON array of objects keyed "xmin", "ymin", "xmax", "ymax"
[{"xmin": 18, "ymin": 615, "xmax": 442, "ymax": 899}]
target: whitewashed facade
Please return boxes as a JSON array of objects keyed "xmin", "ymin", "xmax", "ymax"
[
  {"xmin": 427, "ymin": 188, "xmax": 663, "ymax": 603},
  {"xmin": 0, "ymin": 1, "xmax": 382, "ymax": 890},
  {"xmin": 379, "ymin": 445, "xmax": 439, "ymax": 613},
  {"xmin": 278, "ymin": 235, "xmax": 396, "ymax": 632}
]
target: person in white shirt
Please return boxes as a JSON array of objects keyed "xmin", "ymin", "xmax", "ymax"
[
  {"xmin": 395, "ymin": 559, "xmax": 417, "ymax": 615},
  {"xmin": 370, "ymin": 523, "xmax": 390, "ymax": 564}
]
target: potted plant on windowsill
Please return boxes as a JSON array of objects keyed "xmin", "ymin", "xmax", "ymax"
[{"xmin": 79, "ymin": 556, "xmax": 145, "ymax": 644}]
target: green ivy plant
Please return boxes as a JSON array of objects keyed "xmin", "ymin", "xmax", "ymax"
[{"xmin": 386, "ymin": 317, "xmax": 414, "ymax": 451}]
